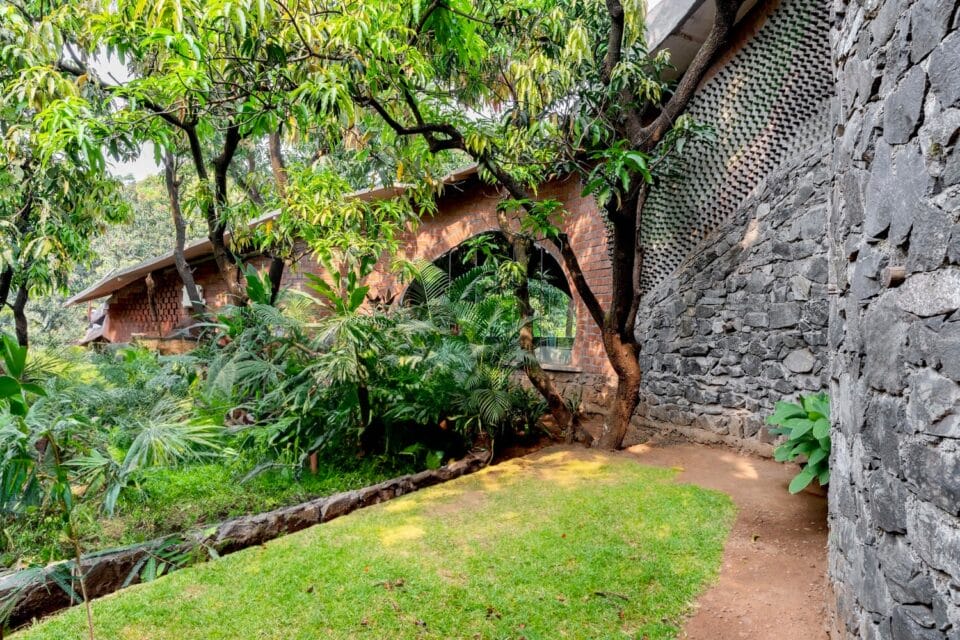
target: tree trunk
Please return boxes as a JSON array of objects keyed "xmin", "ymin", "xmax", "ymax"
[
  {"xmin": 597, "ymin": 331, "xmax": 642, "ymax": 449},
  {"xmin": 510, "ymin": 231, "xmax": 577, "ymax": 438},
  {"xmin": 0, "ymin": 267, "xmax": 12, "ymax": 311},
  {"xmin": 12, "ymin": 285, "xmax": 28, "ymax": 347},
  {"xmin": 266, "ymin": 130, "xmax": 289, "ymax": 306},
  {"xmin": 164, "ymin": 153, "xmax": 206, "ymax": 317},
  {"xmin": 267, "ymin": 257, "xmax": 285, "ymax": 306},
  {"xmin": 185, "ymin": 122, "xmax": 246, "ymax": 303}
]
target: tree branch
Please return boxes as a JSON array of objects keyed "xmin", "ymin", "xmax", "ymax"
[
  {"xmin": 636, "ymin": 0, "xmax": 745, "ymax": 148},
  {"xmin": 603, "ymin": 0, "xmax": 625, "ymax": 82}
]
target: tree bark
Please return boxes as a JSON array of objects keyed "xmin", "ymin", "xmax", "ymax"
[
  {"xmin": 499, "ymin": 212, "xmax": 577, "ymax": 438},
  {"xmin": 12, "ymin": 285, "xmax": 28, "ymax": 347},
  {"xmin": 164, "ymin": 152, "xmax": 206, "ymax": 317},
  {"xmin": 266, "ymin": 130, "xmax": 289, "ymax": 305},
  {"xmin": 597, "ymin": 331, "xmax": 641, "ymax": 449},
  {"xmin": 267, "ymin": 258, "xmax": 285, "ymax": 306},
  {"xmin": 185, "ymin": 123, "xmax": 246, "ymax": 303},
  {"xmin": 0, "ymin": 267, "xmax": 12, "ymax": 311}
]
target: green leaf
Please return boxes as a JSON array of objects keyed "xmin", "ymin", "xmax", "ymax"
[
  {"xmin": 0, "ymin": 376, "xmax": 21, "ymax": 399},
  {"xmin": 347, "ymin": 285, "xmax": 369, "ymax": 313},
  {"xmin": 20, "ymin": 383, "xmax": 46, "ymax": 397},
  {"xmin": 785, "ymin": 418, "xmax": 814, "ymax": 439},
  {"xmin": 788, "ymin": 466, "xmax": 817, "ymax": 494},
  {"xmin": 806, "ymin": 448, "xmax": 828, "ymax": 467},
  {"xmin": 1, "ymin": 334, "xmax": 27, "ymax": 378},
  {"xmin": 812, "ymin": 417, "xmax": 830, "ymax": 439},
  {"xmin": 773, "ymin": 444, "xmax": 792, "ymax": 462},
  {"xmin": 766, "ymin": 401, "xmax": 806, "ymax": 425},
  {"xmin": 817, "ymin": 467, "xmax": 830, "ymax": 486},
  {"xmin": 801, "ymin": 393, "xmax": 830, "ymax": 420}
]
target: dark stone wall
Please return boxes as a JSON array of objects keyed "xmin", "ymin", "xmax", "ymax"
[
  {"xmin": 828, "ymin": 0, "xmax": 960, "ymax": 637},
  {"xmin": 631, "ymin": 0, "xmax": 835, "ymax": 454},
  {"xmin": 635, "ymin": 140, "xmax": 833, "ymax": 454}
]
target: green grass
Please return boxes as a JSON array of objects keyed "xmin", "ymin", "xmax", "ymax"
[
  {"xmin": 3, "ymin": 459, "xmax": 408, "ymax": 567},
  {"xmin": 15, "ymin": 450, "xmax": 735, "ymax": 640}
]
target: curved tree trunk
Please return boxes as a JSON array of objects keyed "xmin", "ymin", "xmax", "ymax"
[
  {"xmin": 597, "ymin": 331, "xmax": 641, "ymax": 449},
  {"xmin": 12, "ymin": 285, "xmax": 28, "ymax": 347},
  {"xmin": 506, "ymin": 223, "xmax": 577, "ymax": 438},
  {"xmin": 164, "ymin": 153, "xmax": 206, "ymax": 317},
  {"xmin": 0, "ymin": 267, "xmax": 12, "ymax": 311},
  {"xmin": 266, "ymin": 130, "xmax": 289, "ymax": 305}
]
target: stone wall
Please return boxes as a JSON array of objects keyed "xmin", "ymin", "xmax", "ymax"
[
  {"xmin": 632, "ymin": 0, "xmax": 835, "ymax": 453},
  {"xmin": 636, "ymin": 140, "xmax": 832, "ymax": 453},
  {"xmin": 828, "ymin": 0, "xmax": 960, "ymax": 637}
]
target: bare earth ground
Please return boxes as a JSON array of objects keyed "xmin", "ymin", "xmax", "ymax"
[{"xmin": 621, "ymin": 438, "xmax": 829, "ymax": 640}]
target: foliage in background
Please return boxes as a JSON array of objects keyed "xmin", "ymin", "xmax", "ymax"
[{"xmin": 766, "ymin": 392, "xmax": 831, "ymax": 493}]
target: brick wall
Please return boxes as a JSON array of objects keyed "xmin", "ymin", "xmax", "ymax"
[{"xmin": 101, "ymin": 176, "xmax": 616, "ymax": 404}]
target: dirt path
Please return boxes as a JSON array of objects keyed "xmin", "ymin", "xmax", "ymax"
[{"xmin": 624, "ymin": 439, "xmax": 829, "ymax": 640}]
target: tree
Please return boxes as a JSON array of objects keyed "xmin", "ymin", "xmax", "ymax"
[
  {"xmin": 0, "ymin": 0, "xmax": 130, "ymax": 346},
  {"xmin": 266, "ymin": 0, "xmax": 745, "ymax": 448},
  {"xmin": 48, "ymin": 0, "xmax": 306, "ymax": 303}
]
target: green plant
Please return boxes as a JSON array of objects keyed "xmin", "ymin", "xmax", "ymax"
[{"xmin": 766, "ymin": 392, "xmax": 831, "ymax": 494}]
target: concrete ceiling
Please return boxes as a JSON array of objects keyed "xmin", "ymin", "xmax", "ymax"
[{"xmin": 646, "ymin": 0, "xmax": 761, "ymax": 78}]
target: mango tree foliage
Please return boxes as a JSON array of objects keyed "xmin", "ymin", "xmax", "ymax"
[
  {"xmin": 257, "ymin": 0, "xmax": 744, "ymax": 448},
  {"xmin": 0, "ymin": 0, "xmax": 130, "ymax": 346}
]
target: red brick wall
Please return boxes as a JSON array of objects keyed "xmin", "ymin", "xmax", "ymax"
[
  {"xmin": 362, "ymin": 175, "xmax": 613, "ymax": 380},
  {"xmin": 103, "ymin": 258, "xmax": 270, "ymax": 343},
  {"xmin": 103, "ymin": 176, "xmax": 614, "ymax": 387}
]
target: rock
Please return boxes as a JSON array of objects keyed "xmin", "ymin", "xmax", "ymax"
[
  {"xmin": 883, "ymin": 66, "xmax": 927, "ymax": 144},
  {"xmin": 744, "ymin": 312, "xmax": 769, "ymax": 328},
  {"xmin": 783, "ymin": 349, "xmax": 817, "ymax": 373},
  {"xmin": 938, "ymin": 321, "xmax": 960, "ymax": 381},
  {"xmin": 769, "ymin": 302, "xmax": 801, "ymax": 328},
  {"xmin": 902, "ymin": 440, "xmax": 960, "ymax": 516},
  {"xmin": 909, "ymin": 0, "xmax": 954, "ymax": 62},
  {"xmin": 868, "ymin": 471, "xmax": 908, "ymax": 533},
  {"xmin": 929, "ymin": 30, "xmax": 960, "ymax": 107},
  {"xmin": 896, "ymin": 269, "xmax": 960, "ymax": 316},
  {"xmin": 862, "ymin": 297, "xmax": 908, "ymax": 392},
  {"xmin": 906, "ymin": 206, "xmax": 952, "ymax": 272},
  {"xmin": 907, "ymin": 368, "xmax": 960, "ymax": 437}
]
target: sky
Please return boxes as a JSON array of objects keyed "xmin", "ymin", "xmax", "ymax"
[{"xmin": 95, "ymin": 53, "xmax": 163, "ymax": 181}]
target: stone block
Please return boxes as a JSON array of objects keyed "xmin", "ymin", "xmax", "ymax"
[
  {"xmin": 770, "ymin": 302, "xmax": 801, "ymax": 328},
  {"xmin": 883, "ymin": 66, "xmax": 927, "ymax": 144},
  {"xmin": 896, "ymin": 268, "xmax": 960, "ymax": 317},
  {"xmin": 863, "ymin": 297, "xmax": 909, "ymax": 392},
  {"xmin": 744, "ymin": 312, "xmax": 769, "ymax": 327},
  {"xmin": 907, "ymin": 205, "xmax": 953, "ymax": 272},
  {"xmin": 929, "ymin": 30, "xmax": 960, "ymax": 108},
  {"xmin": 902, "ymin": 440, "xmax": 960, "ymax": 516},
  {"xmin": 784, "ymin": 348, "xmax": 817, "ymax": 373},
  {"xmin": 907, "ymin": 368, "xmax": 960, "ymax": 437}
]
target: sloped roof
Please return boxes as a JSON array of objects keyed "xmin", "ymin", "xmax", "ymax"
[{"xmin": 66, "ymin": 167, "xmax": 479, "ymax": 306}]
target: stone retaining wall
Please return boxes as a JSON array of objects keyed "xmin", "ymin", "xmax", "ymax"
[
  {"xmin": 0, "ymin": 452, "xmax": 489, "ymax": 630},
  {"xmin": 636, "ymin": 141, "xmax": 832, "ymax": 454},
  {"xmin": 828, "ymin": 0, "xmax": 960, "ymax": 637}
]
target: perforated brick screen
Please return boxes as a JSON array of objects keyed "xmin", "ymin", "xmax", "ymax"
[{"xmin": 639, "ymin": 0, "xmax": 833, "ymax": 295}]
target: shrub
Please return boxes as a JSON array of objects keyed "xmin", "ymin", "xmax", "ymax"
[{"xmin": 766, "ymin": 392, "xmax": 831, "ymax": 494}]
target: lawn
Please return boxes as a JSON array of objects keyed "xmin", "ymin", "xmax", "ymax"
[
  {"xmin": 4, "ymin": 459, "xmax": 409, "ymax": 568},
  {"xmin": 14, "ymin": 449, "xmax": 736, "ymax": 640}
]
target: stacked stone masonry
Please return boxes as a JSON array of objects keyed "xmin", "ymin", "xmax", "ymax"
[
  {"xmin": 636, "ymin": 141, "xmax": 833, "ymax": 453},
  {"xmin": 634, "ymin": 0, "xmax": 835, "ymax": 453},
  {"xmin": 829, "ymin": 0, "xmax": 960, "ymax": 637}
]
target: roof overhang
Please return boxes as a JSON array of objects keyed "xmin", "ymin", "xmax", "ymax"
[
  {"xmin": 647, "ymin": 0, "xmax": 761, "ymax": 78},
  {"xmin": 66, "ymin": 167, "xmax": 478, "ymax": 306}
]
